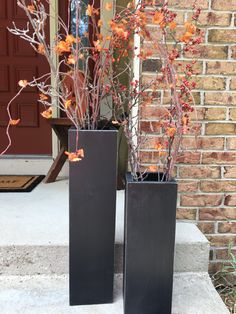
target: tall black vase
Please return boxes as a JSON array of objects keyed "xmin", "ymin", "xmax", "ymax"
[
  {"xmin": 69, "ymin": 128, "xmax": 118, "ymax": 306},
  {"xmin": 124, "ymin": 172, "xmax": 177, "ymax": 314}
]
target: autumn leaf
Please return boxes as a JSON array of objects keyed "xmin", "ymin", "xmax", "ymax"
[
  {"xmin": 27, "ymin": 4, "xmax": 35, "ymax": 13},
  {"xmin": 86, "ymin": 4, "xmax": 93, "ymax": 16},
  {"xmin": 98, "ymin": 19, "xmax": 103, "ymax": 28},
  {"xmin": 37, "ymin": 43, "xmax": 45, "ymax": 55},
  {"xmin": 66, "ymin": 35, "xmax": 76, "ymax": 45},
  {"xmin": 39, "ymin": 93, "xmax": 48, "ymax": 101},
  {"xmin": 18, "ymin": 80, "xmax": 28, "ymax": 88},
  {"xmin": 148, "ymin": 165, "xmax": 157, "ymax": 172},
  {"xmin": 41, "ymin": 107, "xmax": 52, "ymax": 119},
  {"xmin": 64, "ymin": 99, "xmax": 72, "ymax": 109},
  {"xmin": 55, "ymin": 41, "xmax": 71, "ymax": 54},
  {"xmin": 67, "ymin": 55, "xmax": 76, "ymax": 65},
  {"xmin": 105, "ymin": 2, "xmax": 112, "ymax": 11},
  {"xmin": 169, "ymin": 21, "xmax": 177, "ymax": 30},
  {"xmin": 9, "ymin": 119, "xmax": 20, "ymax": 126},
  {"xmin": 152, "ymin": 11, "xmax": 164, "ymax": 25},
  {"xmin": 166, "ymin": 127, "xmax": 176, "ymax": 137},
  {"xmin": 65, "ymin": 149, "xmax": 84, "ymax": 162}
]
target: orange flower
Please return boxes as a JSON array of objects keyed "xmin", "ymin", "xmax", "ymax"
[
  {"xmin": 93, "ymin": 40, "xmax": 102, "ymax": 52},
  {"xmin": 65, "ymin": 149, "xmax": 84, "ymax": 162},
  {"xmin": 27, "ymin": 4, "xmax": 35, "ymax": 13},
  {"xmin": 152, "ymin": 11, "xmax": 164, "ymax": 25},
  {"xmin": 185, "ymin": 22, "xmax": 196, "ymax": 34},
  {"xmin": 18, "ymin": 80, "xmax": 28, "ymax": 88},
  {"xmin": 39, "ymin": 93, "xmax": 48, "ymax": 101},
  {"xmin": 37, "ymin": 43, "xmax": 45, "ymax": 55},
  {"xmin": 64, "ymin": 99, "xmax": 72, "ymax": 109},
  {"xmin": 98, "ymin": 19, "xmax": 103, "ymax": 28},
  {"xmin": 148, "ymin": 165, "xmax": 157, "ymax": 172},
  {"xmin": 67, "ymin": 55, "xmax": 76, "ymax": 65},
  {"xmin": 166, "ymin": 127, "xmax": 176, "ymax": 137},
  {"xmin": 105, "ymin": 2, "xmax": 112, "ymax": 11},
  {"xmin": 169, "ymin": 21, "xmax": 177, "ymax": 30},
  {"xmin": 55, "ymin": 41, "xmax": 71, "ymax": 54},
  {"xmin": 180, "ymin": 32, "xmax": 193, "ymax": 43},
  {"xmin": 66, "ymin": 34, "xmax": 76, "ymax": 45},
  {"xmin": 86, "ymin": 4, "xmax": 93, "ymax": 16},
  {"xmin": 9, "ymin": 119, "xmax": 20, "ymax": 126},
  {"xmin": 41, "ymin": 107, "xmax": 52, "ymax": 119}
]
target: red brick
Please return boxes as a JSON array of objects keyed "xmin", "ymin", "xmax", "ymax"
[
  {"xmin": 185, "ymin": 45, "xmax": 228, "ymax": 59},
  {"xmin": 198, "ymin": 222, "xmax": 215, "ymax": 234},
  {"xmin": 207, "ymin": 235, "xmax": 236, "ymax": 247},
  {"xmin": 178, "ymin": 180, "xmax": 199, "ymax": 192},
  {"xmin": 176, "ymin": 152, "xmax": 201, "ymax": 164},
  {"xmin": 202, "ymin": 152, "xmax": 236, "ymax": 164},
  {"xmin": 224, "ymin": 194, "xmax": 236, "ymax": 206},
  {"xmin": 205, "ymin": 123, "xmax": 236, "ymax": 135},
  {"xmin": 179, "ymin": 166, "xmax": 221, "ymax": 179},
  {"xmin": 176, "ymin": 208, "xmax": 197, "ymax": 220},
  {"xmin": 206, "ymin": 61, "xmax": 236, "ymax": 75},
  {"xmin": 181, "ymin": 137, "xmax": 224, "ymax": 150},
  {"xmin": 168, "ymin": 0, "xmax": 208, "ymax": 9},
  {"xmin": 140, "ymin": 121, "xmax": 160, "ymax": 133},
  {"xmin": 205, "ymin": 92, "xmax": 236, "ymax": 106},
  {"xmin": 180, "ymin": 194, "xmax": 222, "ymax": 207},
  {"xmin": 226, "ymin": 138, "xmax": 236, "ymax": 150},
  {"xmin": 200, "ymin": 180, "xmax": 236, "ymax": 192},
  {"xmin": 216, "ymin": 248, "xmax": 236, "ymax": 260},
  {"xmin": 208, "ymin": 29, "xmax": 236, "ymax": 43},
  {"xmin": 194, "ymin": 12, "xmax": 231, "ymax": 27},
  {"xmin": 224, "ymin": 166, "xmax": 236, "ymax": 178},
  {"xmin": 204, "ymin": 107, "xmax": 226, "ymax": 120},
  {"xmin": 218, "ymin": 222, "xmax": 236, "ymax": 233},
  {"xmin": 199, "ymin": 208, "xmax": 236, "ymax": 220},
  {"xmin": 212, "ymin": 0, "xmax": 236, "ymax": 11}
]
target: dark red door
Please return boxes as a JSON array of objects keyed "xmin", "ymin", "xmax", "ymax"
[{"xmin": 0, "ymin": 0, "xmax": 52, "ymax": 155}]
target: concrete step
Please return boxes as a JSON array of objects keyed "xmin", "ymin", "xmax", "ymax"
[
  {"xmin": 0, "ymin": 180, "xmax": 209, "ymax": 275},
  {"xmin": 0, "ymin": 222, "xmax": 209, "ymax": 275},
  {"xmin": 0, "ymin": 273, "xmax": 229, "ymax": 314}
]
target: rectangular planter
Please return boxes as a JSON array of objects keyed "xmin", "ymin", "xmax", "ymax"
[
  {"xmin": 69, "ymin": 128, "xmax": 118, "ymax": 306},
  {"xmin": 124, "ymin": 172, "xmax": 177, "ymax": 314}
]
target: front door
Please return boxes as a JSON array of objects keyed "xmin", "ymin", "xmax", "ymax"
[{"xmin": 0, "ymin": 0, "xmax": 52, "ymax": 155}]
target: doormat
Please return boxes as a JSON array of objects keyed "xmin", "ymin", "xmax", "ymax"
[{"xmin": 0, "ymin": 175, "xmax": 45, "ymax": 192}]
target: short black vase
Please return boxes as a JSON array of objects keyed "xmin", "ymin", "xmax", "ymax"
[
  {"xmin": 69, "ymin": 128, "xmax": 117, "ymax": 306},
  {"xmin": 124, "ymin": 172, "xmax": 177, "ymax": 314}
]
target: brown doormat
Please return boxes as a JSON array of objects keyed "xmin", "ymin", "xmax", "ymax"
[{"xmin": 0, "ymin": 175, "xmax": 45, "ymax": 192}]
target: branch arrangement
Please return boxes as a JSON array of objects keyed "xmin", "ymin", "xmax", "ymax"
[{"xmin": 1, "ymin": 0, "xmax": 202, "ymax": 181}]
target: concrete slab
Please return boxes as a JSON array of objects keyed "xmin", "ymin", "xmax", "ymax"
[
  {"xmin": 0, "ymin": 273, "xmax": 229, "ymax": 314},
  {"xmin": 0, "ymin": 179, "xmax": 209, "ymax": 274}
]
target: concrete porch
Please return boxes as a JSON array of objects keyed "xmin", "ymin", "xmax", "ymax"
[{"xmin": 0, "ymin": 178, "xmax": 229, "ymax": 313}]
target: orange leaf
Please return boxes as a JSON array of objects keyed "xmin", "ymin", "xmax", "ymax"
[
  {"xmin": 9, "ymin": 119, "xmax": 20, "ymax": 126},
  {"xmin": 65, "ymin": 149, "xmax": 84, "ymax": 162},
  {"xmin": 37, "ymin": 43, "xmax": 45, "ymax": 55},
  {"xmin": 27, "ymin": 4, "xmax": 35, "ymax": 13},
  {"xmin": 39, "ymin": 93, "xmax": 48, "ymax": 101},
  {"xmin": 41, "ymin": 107, "xmax": 52, "ymax": 119},
  {"xmin": 55, "ymin": 41, "xmax": 71, "ymax": 54},
  {"xmin": 98, "ymin": 19, "xmax": 103, "ymax": 27},
  {"xmin": 169, "ymin": 21, "xmax": 177, "ymax": 30},
  {"xmin": 105, "ymin": 2, "xmax": 112, "ymax": 11},
  {"xmin": 152, "ymin": 11, "xmax": 164, "ymax": 25},
  {"xmin": 67, "ymin": 55, "xmax": 76, "ymax": 65},
  {"xmin": 86, "ymin": 4, "xmax": 93, "ymax": 16},
  {"xmin": 64, "ymin": 99, "xmax": 72, "ymax": 109},
  {"xmin": 148, "ymin": 165, "xmax": 157, "ymax": 172},
  {"xmin": 66, "ymin": 35, "xmax": 76, "ymax": 45}
]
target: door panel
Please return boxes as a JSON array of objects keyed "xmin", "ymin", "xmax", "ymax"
[{"xmin": 0, "ymin": 0, "xmax": 51, "ymax": 155}]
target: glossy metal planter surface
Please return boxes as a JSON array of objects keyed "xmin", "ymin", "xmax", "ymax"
[
  {"xmin": 124, "ymin": 173, "xmax": 177, "ymax": 314},
  {"xmin": 69, "ymin": 129, "xmax": 117, "ymax": 306}
]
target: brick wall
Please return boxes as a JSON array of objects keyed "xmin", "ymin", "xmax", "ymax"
[{"xmin": 141, "ymin": 0, "xmax": 236, "ymax": 271}]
